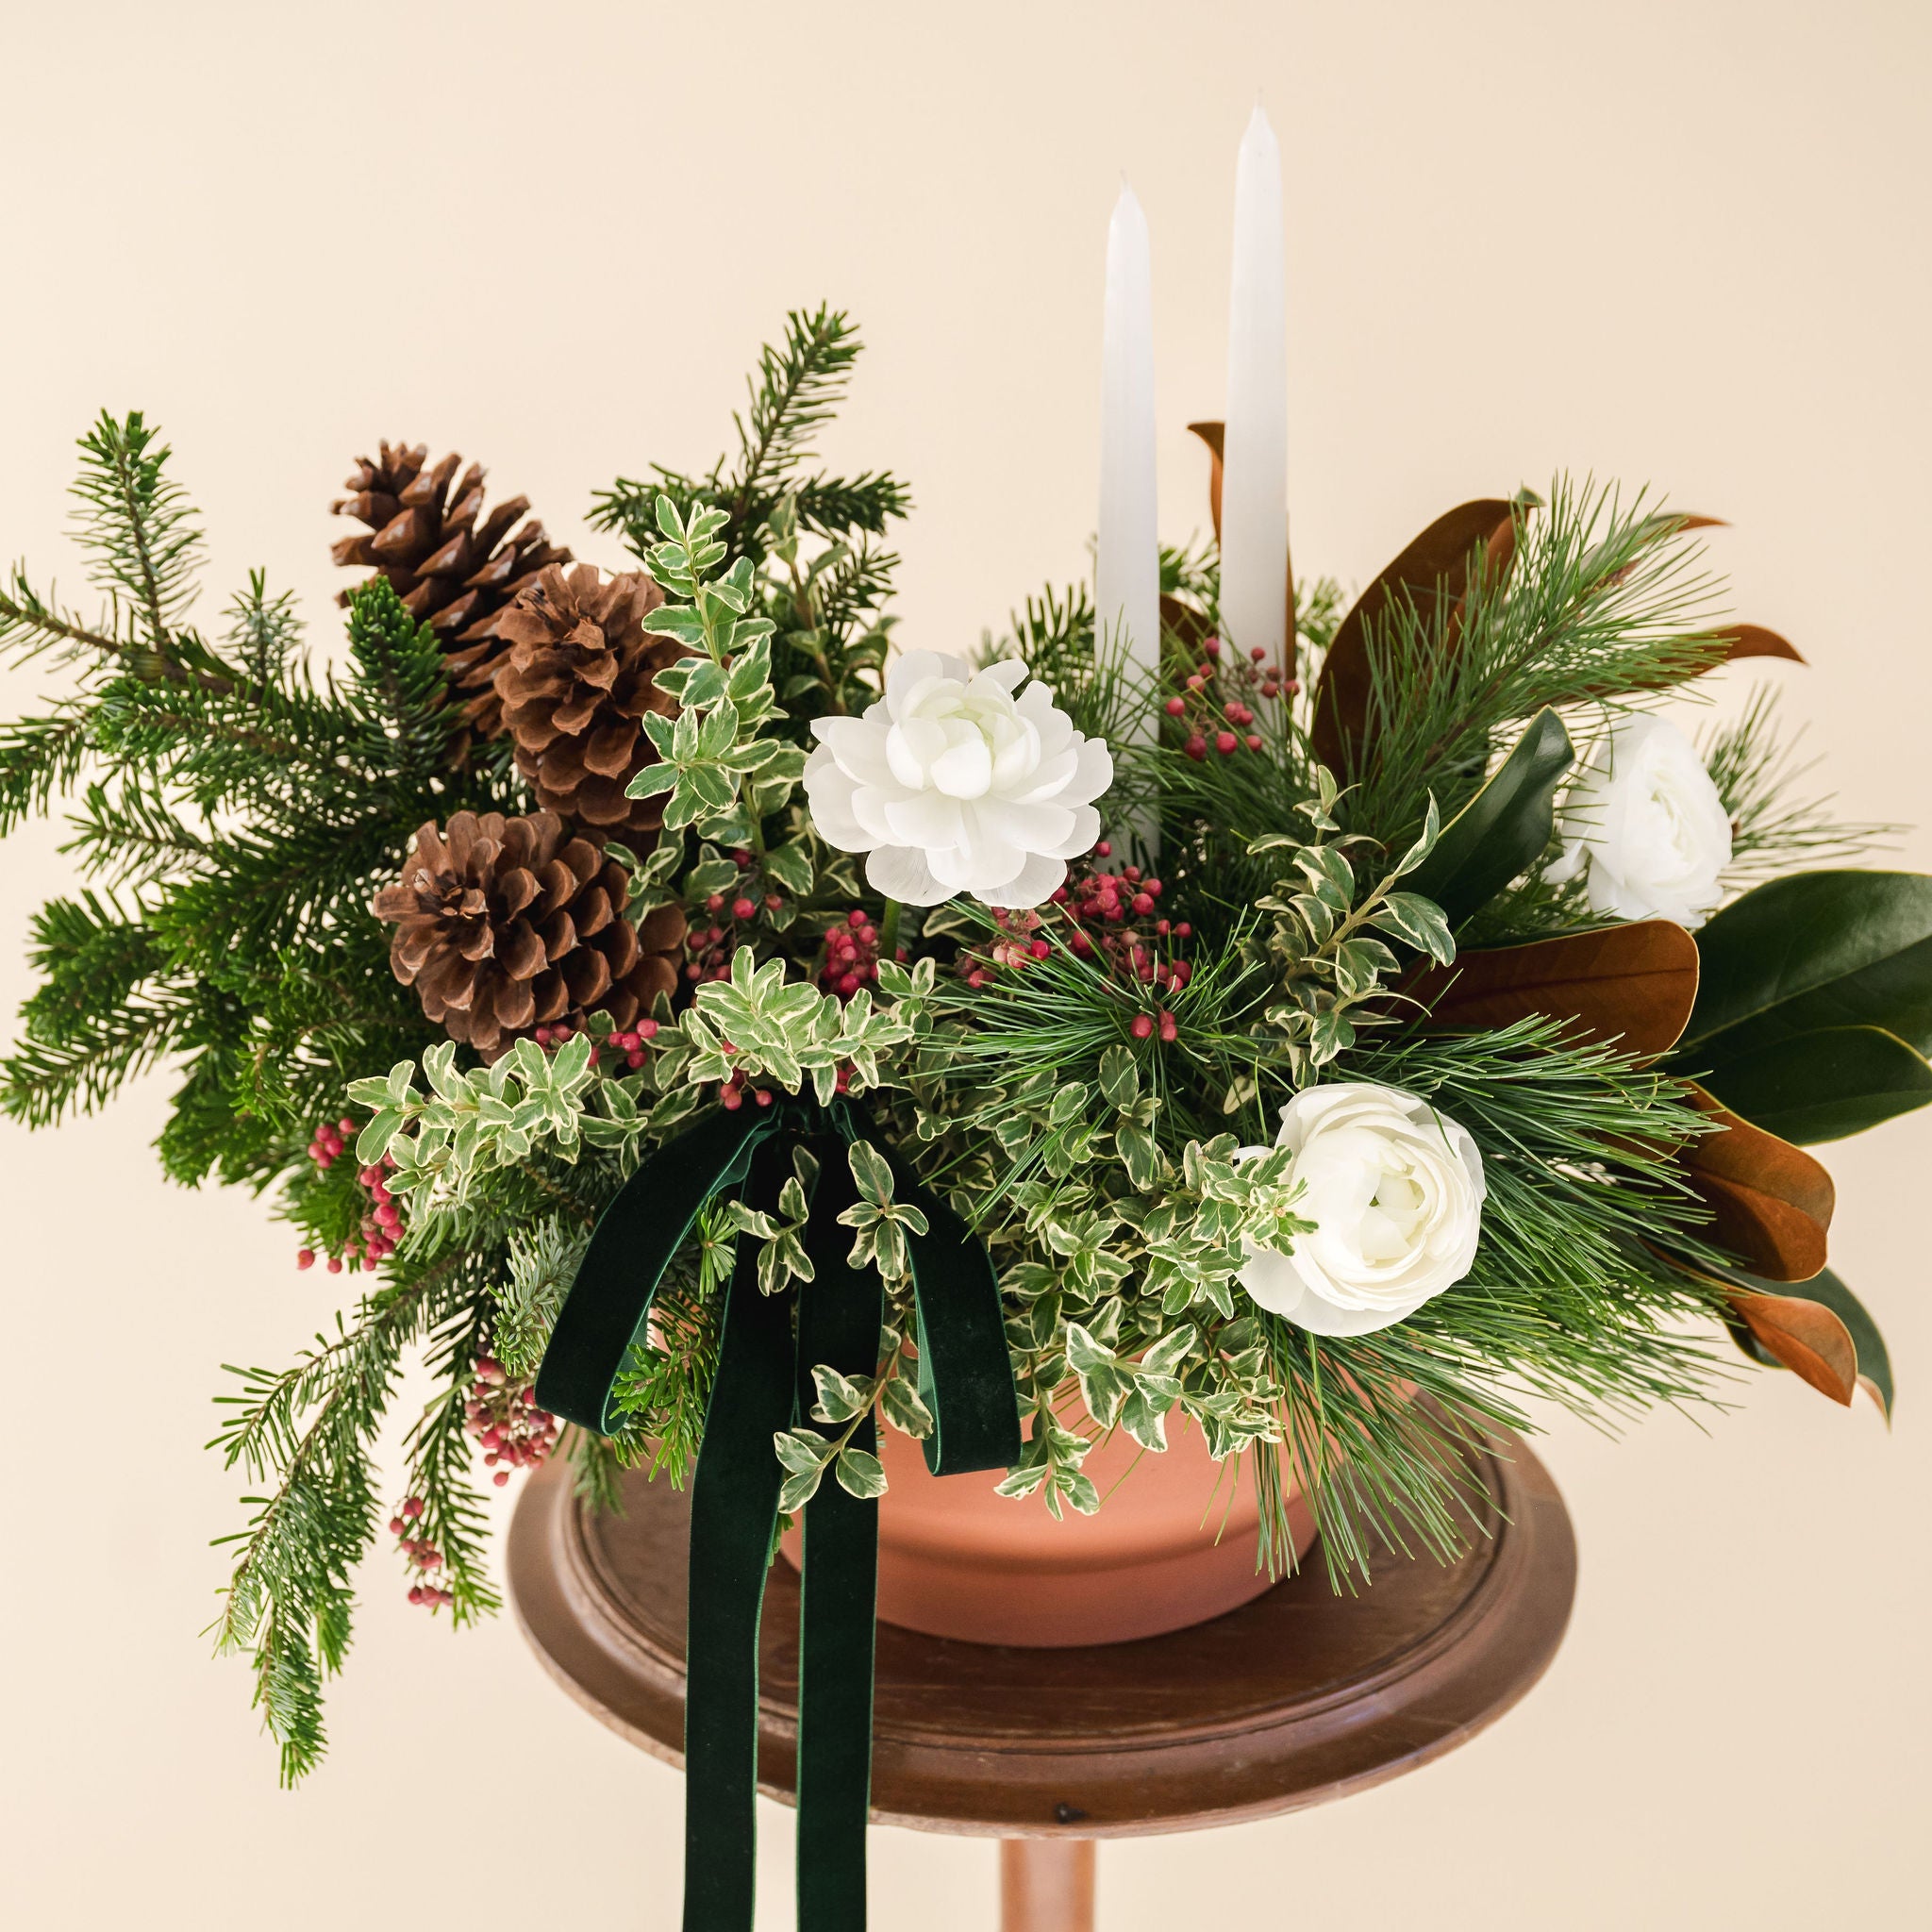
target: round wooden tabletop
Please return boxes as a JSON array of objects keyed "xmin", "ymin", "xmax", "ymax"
[{"xmin": 508, "ymin": 1426, "xmax": 1574, "ymax": 1840}]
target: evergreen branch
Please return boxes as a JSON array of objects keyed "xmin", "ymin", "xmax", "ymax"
[
  {"xmin": 61, "ymin": 775, "xmax": 213, "ymax": 886},
  {"xmin": 71, "ymin": 409, "xmax": 205, "ymax": 651},
  {"xmin": 0, "ymin": 704, "xmax": 91, "ymax": 833},
  {"xmin": 0, "ymin": 892, "xmax": 188, "ymax": 1125},
  {"xmin": 208, "ymin": 1248, "xmax": 476, "ymax": 1784},
  {"xmin": 399, "ymin": 1302, "xmax": 501, "ymax": 1625},
  {"xmin": 0, "ymin": 570, "xmax": 146, "ymax": 671},
  {"xmin": 1703, "ymin": 683, "xmax": 1896, "ymax": 882},
  {"xmin": 731, "ymin": 305, "xmax": 864, "ymax": 513}
]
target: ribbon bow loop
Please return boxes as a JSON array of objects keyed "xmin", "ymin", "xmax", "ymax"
[{"xmin": 532, "ymin": 1094, "xmax": 1020, "ymax": 1931}]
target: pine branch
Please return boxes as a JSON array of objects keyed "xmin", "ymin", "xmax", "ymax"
[{"xmin": 1703, "ymin": 683, "xmax": 1896, "ymax": 883}]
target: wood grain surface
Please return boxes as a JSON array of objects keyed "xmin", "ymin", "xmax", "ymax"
[{"xmin": 507, "ymin": 1425, "xmax": 1575, "ymax": 1839}]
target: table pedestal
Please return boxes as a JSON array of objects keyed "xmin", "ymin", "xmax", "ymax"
[
  {"xmin": 1002, "ymin": 1840, "xmax": 1094, "ymax": 1932},
  {"xmin": 508, "ymin": 1424, "xmax": 1574, "ymax": 1923}
]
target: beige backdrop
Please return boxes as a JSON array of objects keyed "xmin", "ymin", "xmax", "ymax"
[{"xmin": 3, "ymin": 2, "xmax": 1927, "ymax": 1925}]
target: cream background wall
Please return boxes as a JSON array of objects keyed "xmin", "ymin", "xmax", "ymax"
[{"xmin": 2, "ymin": 3, "xmax": 1926, "ymax": 1925}]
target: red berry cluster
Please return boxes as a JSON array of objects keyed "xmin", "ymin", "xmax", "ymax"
[
  {"xmin": 687, "ymin": 848, "xmax": 790, "ymax": 986},
  {"xmin": 1163, "ymin": 634, "xmax": 1300, "ymax": 760},
  {"xmin": 818, "ymin": 907, "xmax": 907, "ymax": 999},
  {"xmin": 1062, "ymin": 842, "xmax": 1192, "ymax": 981},
  {"xmin": 959, "ymin": 908, "xmax": 1051, "ymax": 990},
  {"xmin": 465, "ymin": 1355, "xmax": 559, "ymax": 1489},
  {"xmin": 534, "ymin": 1016, "xmax": 659, "ymax": 1071},
  {"xmin": 954, "ymin": 841, "xmax": 1196, "ymax": 1044},
  {"xmin": 296, "ymin": 1122, "xmax": 405, "ymax": 1274},
  {"xmin": 389, "ymin": 1496, "xmax": 453, "ymax": 1609}
]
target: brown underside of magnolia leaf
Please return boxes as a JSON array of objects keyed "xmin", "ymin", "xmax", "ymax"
[
  {"xmin": 1187, "ymin": 421, "xmax": 1225, "ymax": 541},
  {"xmin": 1402, "ymin": 920, "xmax": 1700, "ymax": 1063},
  {"xmin": 1728, "ymin": 1291, "xmax": 1858, "ymax": 1405},
  {"xmin": 1681, "ymin": 1085, "xmax": 1835, "ymax": 1283},
  {"xmin": 1710, "ymin": 623, "xmax": 1805, "ymax": 667},
  {"xmin": 1309, "ymin": 498, "xmax": 1518, "ymax": 774}
]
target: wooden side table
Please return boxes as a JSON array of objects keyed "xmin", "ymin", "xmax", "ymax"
[{"xmin": 508, "ymin": 1427, "xmax": 1575, "ymax": 1930}]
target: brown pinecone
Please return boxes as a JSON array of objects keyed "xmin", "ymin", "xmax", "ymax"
[
  {"xmin": 332, "ymin": 442, "xmax": 574, "ymax": 738},
  {"xmin": 493, "ymin": 563, "xmax": 681, "ymax": 840},
  {"xmin": 374, "ymin": 810, "xmax": 686, "ymax": 1058}
]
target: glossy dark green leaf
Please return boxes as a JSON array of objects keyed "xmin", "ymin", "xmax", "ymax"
[
  {"xmin": 1719, "ymin": 1264, "xmax": 1893, "ymax": 1422},
  {"xmin": 1699, "ymin": 1024, "xmax": 1932, "ymax": 1144},
  {"xmin": 1679, "ymin": 871, "xmax": 1932, "ymax": 1060},
  {"xmin": 1403, "ymin": 708, "xmax": 1574, "ymax": 929}
]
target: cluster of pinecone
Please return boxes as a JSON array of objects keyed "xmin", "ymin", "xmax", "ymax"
[{"xmin": 341, "ymin": 444, "xmax": 690, "ymax": 1057}]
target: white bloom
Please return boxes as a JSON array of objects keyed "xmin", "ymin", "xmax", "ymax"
[
  {"xmin": 1236, "ymin": 1083, "xmax": 1486, "ymax": 1336},
  {"xmin": 1544, "ymin": 713, "xmax": 1732, "ymax": 928},
  {"xmin": 804, "ymin": 651, "xmax": 1113, "ymax": 908}
]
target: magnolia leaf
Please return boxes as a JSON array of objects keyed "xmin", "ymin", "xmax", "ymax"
[
  {"xmin": 1309, "ymin": 498, "xmax": 1520, "ymax": 774},
  {"xmin": 1402, "ymin": 918, "xmax": 1699, "ymax": 1061},
  {"xmin": 1679, "ymin": 1086, "xmax": 1834, "ymax": 1283},
  {"xmin": 1678, "ymin": 871, "xmax": 1932, "ymax": 1061},
  {"xmin": 1727, "ymin": 1291, "xmax": 1857, "ymax": 1406},
  {"xmin": 1402, "ymin": 708, "xmax": 1574, "ymax": 929},
  {"xmin": 1713, "ymin": 1263, "xmax": 1894, "ymax": 1422},
  {"xmin": 1187, "ymin": 419, "xmax": 1225, "ymax": 541},
  {"xmin": 1699, "ymin": 1025, "xmax": 1932, "ymax": 1144},
  {"xmin": 1707, "ymin": 623, "xmax": 1804, "ymax": 668}
]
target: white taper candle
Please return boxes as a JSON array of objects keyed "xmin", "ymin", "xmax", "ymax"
[
  {"xmin": 1095, "ymin": 183, "xmax": 1160, "ymax": 715},
  {"xmin": 1219, "ymin": 107, "xmax": 1289, "ymax": 673}
]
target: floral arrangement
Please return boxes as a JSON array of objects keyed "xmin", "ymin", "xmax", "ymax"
[{"xmin": 4, "ymin": 306, "xmax": 1926, "ymax": 1923}]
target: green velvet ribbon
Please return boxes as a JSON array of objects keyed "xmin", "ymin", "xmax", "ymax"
[{"xmin": 533, "ymin": 1094, "xmax": 1020, "ymax": 1932}]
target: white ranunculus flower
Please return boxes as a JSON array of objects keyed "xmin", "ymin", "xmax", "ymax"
[
  {"xmin": 1544, "ymin": 713, "xmax": 1732, "ymax": 928},
  {"xmin": 803, "ymin": 650, "xmax": 1113, "ymax": 908},
  {"xmin": 1237, "ymin": 1083, "xmax": 1486, "ymax": 1336}
]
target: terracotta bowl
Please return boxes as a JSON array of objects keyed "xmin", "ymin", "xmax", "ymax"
[{"xmin": 779, "ymin": 1417, "xmax": 1318, "ymax": 1647}]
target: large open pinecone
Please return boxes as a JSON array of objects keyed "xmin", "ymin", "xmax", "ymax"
[
  {"xmin": 494, "ymin": 563, "xmax": 680, "ymax": 840},
  {"xmin": 374, "ymin": 810, "xmax": 686, "ymax": 1058},
  {"xmin": 332, "ymin": 443, "xmax": 573, "ymax": 738}
]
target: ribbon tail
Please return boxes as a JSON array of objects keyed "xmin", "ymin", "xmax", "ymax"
[
  {"xmin": 793, "ymin": 1136, "xmax": 883, "ymax": 1932},
  {"xmin": 682, "ymin": 1134, "xmax": 796, "ymax": 1932},
  {"xmin": 536, "ymin": 1103, "xmax": 774, "ymax": 1433}
]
